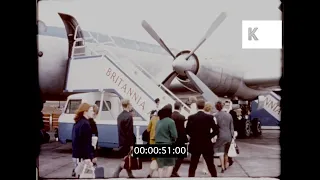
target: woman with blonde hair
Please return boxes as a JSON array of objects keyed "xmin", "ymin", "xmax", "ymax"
[
  {"xmin": 204, "ymin": 102, "xmax": 213, "ymax": 114},
  {"xmin": 199, "ymin": 102, "xmax": 217, "ymax": 175},
  {"xmin": 146, "ymin": 110, "xmax": 160, "ymax": 178},
  {"xmin": 71, "ymin": 103, "xmax": 95, "ymax": 177}
]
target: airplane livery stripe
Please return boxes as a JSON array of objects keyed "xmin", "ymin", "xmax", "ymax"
[{"xmin": 39, "ymin": 26, "xmax": 178, "ymax": 55}]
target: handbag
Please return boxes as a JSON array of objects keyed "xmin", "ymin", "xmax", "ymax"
[
  {"xmin": 228, "ymin": 139, "xmax": 238, "ymax": 157},
  {"xmin": 124, "ymin": 150, "xmax": 142, "ymax": 170},
  {"xmin": 75, "ymin": 160, "xmax": 95, "ymax": 179},
  {"xmin": 142, "ymin": 129, "xmax": 150, "ymax": 142}
]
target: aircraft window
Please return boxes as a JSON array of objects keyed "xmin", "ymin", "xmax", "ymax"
[
  {"xmin": 82, "ymin": 31, "xmax": 95, "ymax": 43},
  {"xmin": 150, "ymin": 44, "xmax": 163, "ymax": 54},
  {"xmin": 142, "ymin": 42, "xmax": 154, "ymax": 53},
  {"xmin": 124, "ymin": 39, "xmax": 138, "ymax": 50},
  {"xmin": 98, "ymin": 33, "xmax": 112, "ymax": 43},
  {"xmin": 88, "ymin": 32, "xmax": 99, "ymax": 41},
  {"xmin": 82, "ymin": 31, "xmax": 90, "ymax": 37},
  {"xmin": 94, "ymin": 100, "xmax": 112, "ymax": 111},
  {"xmin": 112, "ymin": 36, "xmax": 126, "ymax": 48},
  {"xmin": 64, "ymin": 99, "xmax": 82, "ymax": 114},
  {"xmin": 136, "ymin": 42, "xmax": 149, "ymax": 52},
  {"xmin": 147, "ymin": 44, "xmax": 155, "ymax": 53}
]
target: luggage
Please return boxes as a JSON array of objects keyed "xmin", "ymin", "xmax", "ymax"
[
  {"xmin": 75, "ymin": 159, "xmax": 101, "ymax": 178},
  {"xmin": 79, "ymin": 162, "xmax": 95, "ymax": 178},
  {"xmin": 123, "ymin": 150, "xmax": 142, "ymax": 170},
  {"xmin": 94, "ymin": 167, "xmax": 104, "ymax": 178}
]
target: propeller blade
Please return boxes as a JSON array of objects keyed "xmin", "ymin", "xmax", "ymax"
[
  {"xmin": 185, "ymin": 71, "xmax": 220, "ymax": 104},
  {"xmin": 186, "ymin": 12, "xmax": 227, "ymax": 60},
  {"xmin": 141, "ymin": 20, "xmax": 176, "ymax": 58},
  {"xmin": 161, "ymin": 71, "xmax": 178, "ymax": 88}
]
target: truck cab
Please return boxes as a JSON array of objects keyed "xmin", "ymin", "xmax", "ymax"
[{"xmin": 57, "ymin": 92, "xmax": 147, "ymax": 149}]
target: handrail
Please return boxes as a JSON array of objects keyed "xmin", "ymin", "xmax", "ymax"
[
  {"xmin": 86, "ymin": 32, "xmax": 190, "ymax": 113},
  {"xmin": 130, "ymin": 60, "xmax": 191, "ymax": 112},
  {"xmin": 71, "ymin": 27, "xmax": 190, "ymax": 114}
]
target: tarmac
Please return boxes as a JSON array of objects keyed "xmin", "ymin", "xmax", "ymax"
[{"xmin": 39, "ymin": 130, "xmax": 280, "ymax": 179}]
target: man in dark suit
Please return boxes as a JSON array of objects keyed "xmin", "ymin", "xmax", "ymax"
[
  {"xmin": 171, "ymin": 102, "xmax": 188, "ymax": 177},
  {"xmin": 112, "ymin": 99, "xmax": 135, "ymax": 178},
  {"xmin": 186, "ymin": 99, "xmax": 219, "ymax": 177}
]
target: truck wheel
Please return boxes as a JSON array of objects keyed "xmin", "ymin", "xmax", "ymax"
[
  {"xmin": 251, "ymin": 118, "xmax": 262, "ymax": 136},
  {"xmin": 54, "ymin": 128, "xmax": 59, "ymax": 141},
  {"xmin": 244, "ymin": 119, "xmax": 251, "ymax": 137},
  {"xmin": 238, "ymin": 118, "xmax": 251, "ymax": 138}
]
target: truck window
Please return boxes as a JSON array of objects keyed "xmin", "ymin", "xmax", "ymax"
[
  {"xmin": 65, "ymin": 99, "xmax": 82, "ymax": 114},
  {"xmin": 95, "ymin": 100, "xmax": 112, "ymax": 111}
]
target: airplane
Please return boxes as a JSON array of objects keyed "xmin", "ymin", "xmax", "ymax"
[{"xmin": 37, "ymin": 0, "xmax": 281, "ymax": 106}]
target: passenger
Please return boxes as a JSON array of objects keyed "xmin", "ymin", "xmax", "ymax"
[
  {"xmin": 155, "ymin": 98, "xmax": 160, "ymax": 110},
  {"xmin": 188, "ymin": 96, "xmax": 198, "ymax": 115},
  {"xmin": 171, "ymin": 102, "xmax": 188, "ymax": 177},
  {"xmin": 187, "ymin": 96, "xmax": 207, "ymax": 172},
  {"xmin": 213, "ymin": 101, "xmax": 234, "ymax": 173},
  {"xmin": 146, "ymin": 110, "xmax": 160, "ymax": 178},
  {"xmin": 194, "ymin": 100, "xmax": 216, "ymax": 174},
  {"xmin": 204, "ymin": 102, "xmax": 213, "ymax": 114},
  {"xmin": 226, "ymin": 101, "xmax": 238, "ymax": 167},
  {"xmin": 201, "ymin": 102, "xmax": 217, "ymax": 174},
  {"xmin": 112, "ymin": 99, "xmax": 135, "ymax": 178},
  {"xmin": 155, "ymin": 104, "xmax": 178, "ymax": 178},
  {"xmin": 186, "ymin": 99, "xmax": 219, "ymax": 177},
  {"xmin": 149, "ymin": 98, "xmax": 160, "ymax": 119},
  {"xmin": 71, "ymin": 103, "xmax": 95, "ymax": 177},
  {"xmin": 129, "ymin": 109, "xmax": 137, "ymax": 143},
  {"xmin": 89, "ymin": 104, "xmax": 99, "ymax": 167}
]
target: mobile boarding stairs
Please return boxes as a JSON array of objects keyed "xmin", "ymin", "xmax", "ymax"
[{"xmin": 64, "ymin": 25, "xmax": 191, "ymax": 124}]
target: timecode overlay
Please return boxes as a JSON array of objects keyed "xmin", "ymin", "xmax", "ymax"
[{"xmin": 132, "ymin": 144, "xmax": 188, "ymax": 158}]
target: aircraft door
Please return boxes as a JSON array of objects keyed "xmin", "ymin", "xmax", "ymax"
[{"xmin": 58, "ymin": 13, "xmax": 85, "ymax": 58}]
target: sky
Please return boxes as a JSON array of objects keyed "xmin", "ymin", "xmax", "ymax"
[{"xmin": 39, "ymin": 0, "xmax": 282, "ymax": 78}]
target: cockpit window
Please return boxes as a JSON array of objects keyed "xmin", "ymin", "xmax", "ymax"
[{"xmin": 38, "ymin": 20, "xmax": 47, "ymax": 33}]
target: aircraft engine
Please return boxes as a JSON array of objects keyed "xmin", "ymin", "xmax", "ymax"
[
  {"xmin": 141, "ymin": 13, "xmax": 227, "ymax": 104},
  {"xmin": 176, "ymin": 67, "xmax": 269, "ymax": 100}
]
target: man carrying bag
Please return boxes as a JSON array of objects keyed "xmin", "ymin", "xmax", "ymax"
[
  {"xmin": 112, "ymin": 99, "xmax": 137, "ymax": 178},
  {"xmin": 124, "ymin": 150, "xmax": 143, "ymax": 171}
]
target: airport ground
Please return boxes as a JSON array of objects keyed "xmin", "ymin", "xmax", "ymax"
[{"xmin": 39, "ymin": 130, "xmax": 280, "ymax": 179}]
